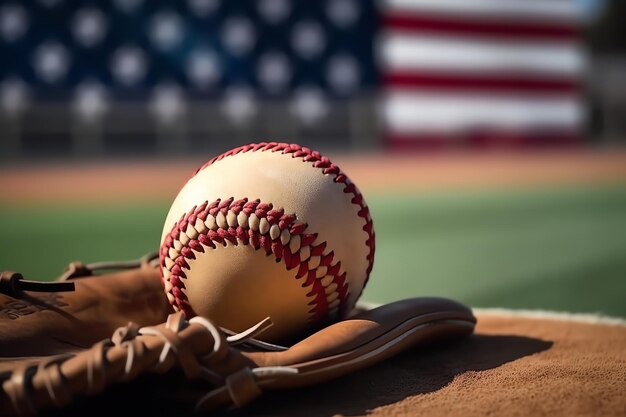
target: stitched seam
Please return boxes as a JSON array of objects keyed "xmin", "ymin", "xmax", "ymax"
[
  {"xmin": 160, "ymin": 198, "xmax": 348, "ymax": 322},
  {"xmin": 163, "ymin": 142, "xmax": 375, "ymax": 321}
]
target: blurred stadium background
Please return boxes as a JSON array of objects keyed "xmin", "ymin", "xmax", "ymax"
[{"xmin": 1, "ymin": 0, "xmax": 625, "ymax": 317}]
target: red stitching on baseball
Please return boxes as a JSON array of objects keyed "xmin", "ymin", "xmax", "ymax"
[
  {"xmin": 164, "ymin": 142, "xmax": 375, "ymax": 322},
  {"xmin": 160, "ymin": 198, "xmax": 349, "ymax": 322}
]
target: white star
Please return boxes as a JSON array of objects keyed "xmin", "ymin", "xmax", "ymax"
[
  {"xmin": 221, "ymin": 17, "xmax": 256, "ymax": 57},
  {"xmin": 187, "ymin": 49, "xmax": 221, "ymax": 88},
  {"xmin": 187, "ymin": 0, "xmax": 220, "ymax": 17},
  {"xmin": 292, "ymin": 20, "xmax": 326, "ymax": 59},
  {"xmin": 0, "ymin": 4, "xmax": 28, "ymax": 42},
  {"xmin": 72, "ymin": 8, "xmax": 108, "ymax": 48},
  {"xmin": 73, "ymin": 81, "xmax": 108, "ymax": 122},
  {"xmin": 290, "ymin": 87, "xmax": 328, "ymax": 125},
  {"xmin": 150, "ymin": 82, "xmax": 187, "ymax": 123},
  {"xmin": 326, "ymin": 0, "xmax": 360, "ymax": 29},
  {"xmin": 327, "ymin": 54, "xmax": 360, "ymax": 94},
  {"xmin": 110, "ymin": 46, "xmax": 148, "ymax": 86},
  {"xmin": 257, "ymin": 52, "xmax": 292, "ymax": 94},
  {"xmin": 150, "ymin": 11, "xmax": 184, "ymax": 52},
  {"xmin": 221, "ymin": 86, "xmax": 257, "ymax": 125},
  {"xmin": 113, "ymin": 0, "xmax": 144, "ymax": 14},
  {"xmin": 258, "ymin": 0, "xmax": 291, "ymax": 24},
  {"xmin": 32, "ymin": 42, "xmax": 71, "ymax": 83},
  {"xmin": 0, "ymin": 77, "xmax": 30, "ymax": 117}
]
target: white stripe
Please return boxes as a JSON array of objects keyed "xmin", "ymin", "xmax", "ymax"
[
  {"xmin": 381, "ymin": 0, "xmax": 583, "ymax": 22},
  {"xmin": 383, "ymin": 92, "xmax": 584, "ymax": 133},
  {"xmin": 357, "ymin": 303, "xmax": 626, "ymax": 326},
  {"xmin": 475, "ymin": 308, "xmax": 626, "ymax": 326},
  {"xmin": 379, "ymin": 34, "xmax": 586, "ymax": 76}
]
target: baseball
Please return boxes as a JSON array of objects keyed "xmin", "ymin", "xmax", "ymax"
[{"xmin": 159, "ymin": 142, "xmax": 375, "ymax": 342}]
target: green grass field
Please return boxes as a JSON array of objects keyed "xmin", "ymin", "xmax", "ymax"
[{"xmin": 1, "ymin": 183, "xmax": 625, "ymax": 318}]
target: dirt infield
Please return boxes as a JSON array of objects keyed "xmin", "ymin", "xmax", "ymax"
[
  {"xmin": 245, "ymin": 313, "xmax": 626, "ymax": 417},
  {"xmin": 2, "ymin": 149, "xmax": 626, "ymax": 203}
]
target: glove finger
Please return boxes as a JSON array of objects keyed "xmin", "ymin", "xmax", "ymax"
[{"xmin": 245, "ymin": 297, "xmax": 476, "ymax": 388}]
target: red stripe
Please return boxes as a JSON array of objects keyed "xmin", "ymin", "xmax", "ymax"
[
  {"xmin": 384, "ymin": 13, "xmax": 579, "ymax": 40},
  {"xmin": 385, "ymin": 72, "xmax": 581, "ymax": 94},
  {"xmin": 386, "ymin": 132, "xmax": 582, "ymax": 150}
]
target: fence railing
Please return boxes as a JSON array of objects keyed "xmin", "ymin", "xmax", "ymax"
[{"xmin": 0, "ymin": 95, "xmax": 381, "ymax": 160}]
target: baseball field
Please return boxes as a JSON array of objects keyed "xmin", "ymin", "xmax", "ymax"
[{"xmin": 1, "ymin": 148, "xmax": 625, "ymax": 318}]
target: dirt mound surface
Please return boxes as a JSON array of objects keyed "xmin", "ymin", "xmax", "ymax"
[{"xmin": 245, "ymin": 313, "xmax": 626, "ymax": 417}]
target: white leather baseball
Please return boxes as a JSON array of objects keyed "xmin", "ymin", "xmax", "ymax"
[{"xmin": 159, "ymin": 142, "xmax": 375, "ymax": 342}]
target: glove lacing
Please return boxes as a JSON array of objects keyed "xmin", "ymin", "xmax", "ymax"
[{"xmin": 1, "ymin": 312, "xmax": 297, "ymax": 416}]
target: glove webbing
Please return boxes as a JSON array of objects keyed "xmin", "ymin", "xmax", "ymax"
[{"xmin": 0, "ymin": 312, "xmax": 296, "ymax": 417}]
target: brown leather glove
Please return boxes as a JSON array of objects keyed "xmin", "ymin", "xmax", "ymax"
[{"xmin": 0, "ymin": 253, "xmax": 476, "ymax": 416}]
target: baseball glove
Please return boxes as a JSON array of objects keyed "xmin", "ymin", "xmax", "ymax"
[{"xmin": 0, "ymin": 253, "xmax": 476, "ymax": 417}]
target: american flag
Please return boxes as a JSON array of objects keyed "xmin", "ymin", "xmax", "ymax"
[
  {"xmin": 0, "ymin": 0, "xmax": 586, "ymax": 150},
  {"xmin": 379, "ymin": 0, "xmax": 587, "ymax": 148}
]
